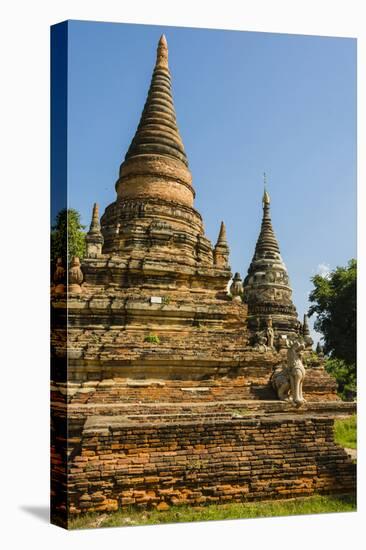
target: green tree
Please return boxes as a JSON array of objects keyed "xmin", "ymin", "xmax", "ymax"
[
  {"xmin": 51, "ymin": 208, "xmax": 86, "ymax": 264},
  {"xmin": 324, "ymin": 358, "xmax": 356, "ymax": 401},
  {"xmin": 308, "ymin": 259, "xmax": 356, "ymax": 399}
]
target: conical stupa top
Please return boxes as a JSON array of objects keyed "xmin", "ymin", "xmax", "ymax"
[
  {"xmin": 216, "ymin": 221, "xmax": 228, "ymax": 246},
  {"xmin": 303, "ymin": 314, "xmax": 310, "ymax": 337},
  {"xmin": 156, "ymin": 34, "xmax": 168, "ymax": 68},
  {"xmin": 255, "ymin": 190, "xmax": 280, "ymax": 256},
  {"xmin": 124, "ymin": 35, "xmax": 188, "ymax": 167},
  {"xmin": 244, "ymin": 183, "xmax": 298, "ymax": 335},
  {"xmin": 88, "ymin": 203, "xmax": 101, "ymax": 234}
]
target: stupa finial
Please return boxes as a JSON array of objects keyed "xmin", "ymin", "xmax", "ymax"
[
  {"xmin": 159, "ymin": 34, "xmax": 168, "ymax": 47},
  {"xmin": 216, "ymin": 221, "xmax": 227, "ymax": 245},
  {"xmin": 256, "ymin": 183, "xmax": 279, "ymax": 254},
  {"xmin": 89, "ymin": 203, "xmax": 100, "ymax": 233},
  {"xmin": 121, "ymin": 34, "xmax": 189, "ymax": 172},
  {"xmin": 302, "ymin": 313, "xmax": 313, "ymax": 348},
  {"xmin": 86, "ymin": 202, "xmax": 104, "ymax": 258},
  {"xmin": 214, "ymin": 221, "xmax": 230, "ymax": 269},
  {"xmin": 156, "ymin": 34, "xmax": 168, "ymax": 69},
  {"xmin": 262, "ymin": 172, "xmax": 270, "ymax": 206}
]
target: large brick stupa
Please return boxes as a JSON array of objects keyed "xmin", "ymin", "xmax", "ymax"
[{"xmin": 51, "ymin": 35, "xmax": 355, "ymax": 525}]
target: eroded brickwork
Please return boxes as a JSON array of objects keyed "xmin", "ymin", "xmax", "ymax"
[{"xmin": 67, "ymin": 415, "xmax": 355, "ymax": 514}]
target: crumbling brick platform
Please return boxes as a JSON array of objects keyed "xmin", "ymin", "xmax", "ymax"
[{"xmin": 66, "ymin": 413, "xmax": 355, "ymax": 514}]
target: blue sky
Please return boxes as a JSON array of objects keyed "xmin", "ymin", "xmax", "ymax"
[{"xmin": 65, "ymin": 20, "xmax": 356, "ymax": 341}]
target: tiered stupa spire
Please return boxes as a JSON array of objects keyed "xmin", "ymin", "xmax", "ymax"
[
  {"xmin": 255, "ymin": 189, "xmax": 281, "ymax": 256},
  {"xmin": 125, "ymin": 35, "xmax": 188, "ymax": 167},
  {"xmin": 91, "ymin": 36, "xmax": 231, "ymax": 290},
  {"xmin": 244, "ymin": 180, "xmax": 299, "ymax": 340},
  {"xmin": 115, "ymin": 34, "xmax": 194, "ymax": 208}
]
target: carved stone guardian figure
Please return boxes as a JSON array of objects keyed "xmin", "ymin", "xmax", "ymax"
[
  {"xmin": 68, "ymin": 256, "xmax": 84, "ymax": 294},
  {"xmin": 271, "ymin": 337, "xmax": 306, "ymax": 406}
]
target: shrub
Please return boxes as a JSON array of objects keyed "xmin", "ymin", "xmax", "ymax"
[
  {"xmin": 325, "ymin": 358, "xmax": 356, "ymax": 401},
  {"xmin": 334, "ymin": 415, "xmax": 357, "ymax": 449},
  {"xmin": 144, "ymin": 334, "xmax": 161, "ymax": 344}
]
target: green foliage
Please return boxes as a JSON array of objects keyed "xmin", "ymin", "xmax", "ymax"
[
  {"xmin": 144, "ymin": 334, "xmax": 161, "ymax": 344},
  {"xmin": 304, "ymin": 351, "xmax": 320, "ymax": 365},
  {"xmin": 334, "ymin": 415, "xmax": 357, "ymax": 450},
  {"xmin": 308, "ymin": 259, "xmax": 356, "ymax": 365},
  {"xmin": 68, "ymin": 494, "xmax": 356, "ymax": 529},
  {"xmin": 308, "ymin": 259, "xmax": 356, "ymax": 399},
  {"xmin": 51, "ymin": 208, "xmax": 86, "ymax": 264},
  {"xmin": 325, "ymin": 358, "xmax": 356, "ymax": 400}
]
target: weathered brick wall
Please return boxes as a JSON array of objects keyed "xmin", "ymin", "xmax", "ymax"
[
  {"xmin": 52, "ymin": 367, "xmax": 338, "ymax": 409},
  {"xmin": 67, "ymin": 415, "xmax": 355, "ymax": 514},
  {"xmin": 120, "ymin": 176, "xmax": 194, "ymax": 207}
]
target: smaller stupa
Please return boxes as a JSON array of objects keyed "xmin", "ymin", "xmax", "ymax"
[
  {"xmin": 213, "ymin": 221, "xmax": 230, "ymax": 268},
  {"xmin": 302, "ymin": 313, "xmax": 313, "ymax": 347},
  {"xmin": 85, "ymin": 203, "xmax": 104, "ymax": 258},
  {"xmin": 243, "ymin": 175, "xmax": 299, "ymax": 342}
]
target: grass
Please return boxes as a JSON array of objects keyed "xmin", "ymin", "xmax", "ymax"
[
  {"xmin": 68, "ymin": 494, "xmax": 356, "ymax": 530},
  {"xmin": 334, "ymin": 415, "xmax": 357, "ymax": 450}
]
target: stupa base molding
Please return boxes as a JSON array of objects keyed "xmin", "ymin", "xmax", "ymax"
[{"xmin": 51, "ymin": 367, "xmax": 355, "ymax": 521}]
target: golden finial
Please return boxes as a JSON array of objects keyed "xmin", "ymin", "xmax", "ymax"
[{"xmin": 262, "ymin": 171, "xmax": 270, "ymax": 206}]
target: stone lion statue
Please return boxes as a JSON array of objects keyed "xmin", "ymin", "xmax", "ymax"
[{"xmin": 271, "ymin": 337, "xmax": 306, "ymax": 407}]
